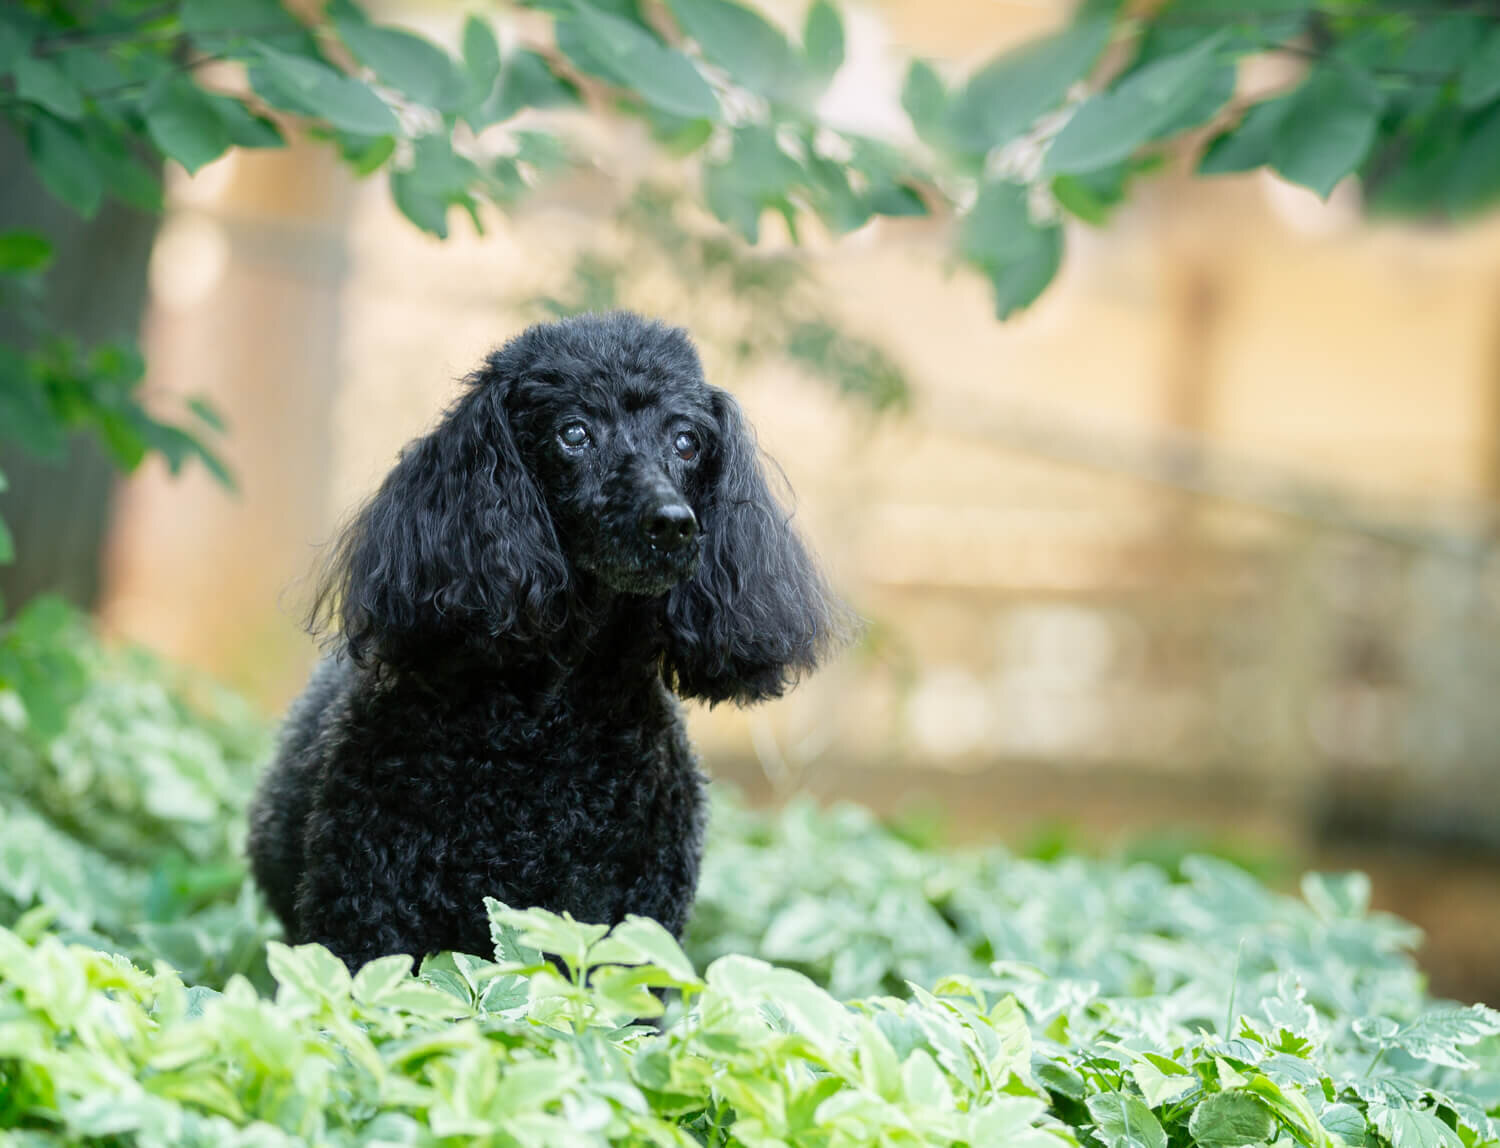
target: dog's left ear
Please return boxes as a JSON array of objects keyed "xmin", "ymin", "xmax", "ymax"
[{"xmin": 662, "ymin": 389, "xmax": 851, "ymax": 704}]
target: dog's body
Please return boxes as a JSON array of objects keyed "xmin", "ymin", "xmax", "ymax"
[{"xmin": 248, "ymin": 313, "xmax": 843, "ymax": 970}]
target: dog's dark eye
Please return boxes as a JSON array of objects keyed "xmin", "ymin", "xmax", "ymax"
[
  {"xmin": 558, "ymin": 423, "xmax": 591, "ymax": 449},
  {"xmin": 673, "ymin": 431, "xmax": 699, "ymax": 462}
]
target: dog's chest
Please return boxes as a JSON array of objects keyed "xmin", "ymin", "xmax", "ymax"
[{"xmin": 357, "ymin": 677, "xmax": 692, "ymax": 847}]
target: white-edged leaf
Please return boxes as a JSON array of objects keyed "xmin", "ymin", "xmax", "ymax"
[
  {"xmin": 352, "ymin": 954, "xmax": 415, "ymax": 1005},
  {"xmin": 1189, "ymin": 1090, "xmax": 1277, "ymax": 1148},
  {"xmin": 1087, "ymin": 1092, "xmax": 1167, "ymax": 1148},
  {"xmin": 1369, "ymin": 1104, "xmax": 1463, "ymax": 1148}
]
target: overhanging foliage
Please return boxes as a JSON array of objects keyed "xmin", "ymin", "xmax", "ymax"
[{"xmin": 3, "ymin": 0, "xmax": 1499, "ymax": 577}]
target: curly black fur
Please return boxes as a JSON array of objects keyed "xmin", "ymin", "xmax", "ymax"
[{"xmin": 247, "ymin": 312, "xmax": 847, "ymax": 970}]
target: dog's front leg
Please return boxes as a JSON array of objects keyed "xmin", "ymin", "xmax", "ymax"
[
  {"xmin": 618, "ymin": 771, "xmax": 707, "ymax": 940},
  {"xmin": 292, "ymin": 785, "xmax": 440, "ymax": 971}
]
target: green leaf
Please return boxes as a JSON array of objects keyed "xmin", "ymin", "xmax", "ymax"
[
  {"xmin": 207, "ymin": 95, "xmax": 285, "ymax": 149},
  {"xmin": 336, "ymin": 18, "xmax": 467, "ymax": 112},
  {"xmin": 145, "ymin": 76, "xmax": 233, "ymax": 175},
  {"xmin": 474, "ymin": 50, "xmax": 579, "ymax": 128},
  {"xmin": 368, "ymin": 976, "xmax": 467, "ymax": 1017},
  {"xmin": 391, "ymin": 168, "xmax": 451, "ymax": 238},
  {"xmin": 1368, "ymin": 1105, "xmax": 1463, "ymax": 1148},
  {"xmin": 587, "ymin": 915, "xmax": 701, "ymax": 984},
  {"xmin": 1051, "ymin": 164, "xmax": 1127, "ymax": 225},
  {"xmin": 1086, "ymin": 1092, "xmax": 1167, "ymax": 1148},
  {"xmin": 0, "ymin": 20, "xmax": 27, "ymax": 75},
  {"xmin": 947, "ymin": 17, "xmax": 1112, "ymax": 153},
  {"xmin": 0, "ymin": 513, "xmax": 12, "ymax": 565},
  {"xmin": 707, "ymin": 954, "xmax": 854, "ymax": 1050},
  {"xmin": 1319, "ymin": 1103, "xmax": 1366, "ymax": 1143},
  {"xmin": 958, "ymin": 181, "xmax": 1062, "ymax": 319},
  {"xmin": 1151, "ymin": 0, "xmax": 1310, "ymax": 53},
  {"xmin": 1365, "ymin": 109, "xmax": 1461, "ymax": 217},
  {"xmin": 182, "ymin": 0, "xmax": 316, "ymax": 56},
  {"xmin": 702, "ymin": 124, "xmax": 803, "ymax": 242},
  {"xmin": 643, "ymin": 107, "xmax": 715, "ymax": 154},
  {"xmin": 669, "ymin": 0, "xmax": 806, "ymax": 101},
  {"xmin": 0, "ymin": 351, "xmax": 62, "ymax": 458},
  {"xmin": 1244, "ymin": 1077, "xmax": 1334, "ymax": 1148},
  {"xmin": 902, "ymin": 60, "xmax": 949, "ymax": 148},
  {"xmin": 1398, "ymin": 12, "xmax": 1482, "ymax": 76},
  {"xmin": 589, "ymin": 963, "xmax": 670, "ymax": 1017},
  {"xmin": 462, "ymin": 14, "xmax": 502, "ymax": 112},
  {"xmin": 333, "ymin": 131, "xmax": 396, "ymax": 176},
  {"xmin": 1459, "ymin": 28, "xmax": 1500, "ymax": 108},
  {"xmin": 486, "ymin": 898, "xmax": 547, "ymax": 969},
  {"xmin": 805, "ymin": 155, "xmax": 868, "ymax": 233},
  {"xmin": 81, "ymin": 122, "xmax": 165, "ymax": 212},
  {"xmin": 1270, "ymin": 64, "xmax": 1381, "ymax": 199},
  {"xmin": 867, "ymin": 178, "xmax": 926, "ymax": 217},
  {"xmin": 486, "ymin": 902, "xmax": 610, "ymax": 979},
  {"xmin": 267, "ymin": 941, "xmax": 352, "ymax": 1004},
  {"xmin": 1044, "ymin": 34, "xmax": 1227, "ymax": 175},
  {"xmin": 1300, "ymin": 871, "xmax": 1370, "ymax": 920},
  {"xmin": 1198, "ymin": 95, "xmax": 1290, "ymax": 175},
  {"xmin": 25, "ymin": 115, "xmax": 102, "ymax": 217},
  {"xmin": 251, "ymin": 45, "xmax": 400, "ymax": 136},
  {"xmin": 804, "ymin": 0, "xmax": 844, "ymax": 83},
  {"xmin": 15, "ymin": 56, "xmax": 83, "ymax": 120},
  {"xmin": 0, "ymin": 232, "xmax": 53, "ymax": 274},
  {"xmin": 1448, "ymin": 105, "xmax": 1500, "ymax": 217},
  {"xmin": 54, "ymin": 47, "xmax": 125, "ymax": 95},
  {"xmin": 559, "ymin": 0, "xmax": 719, "ymax": 120},
  {"xmin": 1389, "ymin": 1005, "xmax": 1500, "ymax": 1070},
  {"xmin": 394, "ymin": 132, "xmax": 482, "ymax": 235},
  {"xmin": 1130, "ymin": 1058, "xmax": 1195, "ymax": 1107},
  {"xmin": 3, "ymin": 600, "xmax": 89, "ymax": 738},
  {"xmin": 1188, "ymin": 1090, "xmax": 1276, "ymax": 1148},
  {"xmin": 419, "ymin": 953, "xmax": 474, "ymax": 1005},
  {"xmin": 1148, "ymin": 61, "xmax": 1234, "ymax": 139}
]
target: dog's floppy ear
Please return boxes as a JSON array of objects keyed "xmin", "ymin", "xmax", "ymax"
[
  {"xmin": 311, "ymin": 370, "xmax": 567, "ymax": 668},
  {"xmin": 662, "ymin": 389, "xmax": 850, "ymax": 704}
]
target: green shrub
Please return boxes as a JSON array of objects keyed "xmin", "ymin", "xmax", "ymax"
[
  {"xmin": 1, "ymin": 896, "xmax": 1496, "ymax": 1148},
  {"xmin": 0, "ymin": 602, "xmax": 1496, "ymax": 1147},
  {"xmin": 0, "ymin": 597, "xmax": 274, "ymax": 987}
]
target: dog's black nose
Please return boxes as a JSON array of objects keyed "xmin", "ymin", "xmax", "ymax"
[{"xmin": 643, "ymin": 502, "xmax": 697, "ymax": 551}]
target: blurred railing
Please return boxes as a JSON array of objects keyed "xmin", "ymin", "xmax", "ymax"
[{"xmin": 716, "ymin": 387, "xmax": 1500, "ymax": 852}]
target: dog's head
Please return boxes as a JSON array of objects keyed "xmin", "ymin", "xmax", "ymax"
[
  {"xmin": 315, "ymin": 311, "xmax": 848, "ymax": 702},
  {"xmin": 499, "ymin": 315, "xmax": 713, "ymax": 598}
]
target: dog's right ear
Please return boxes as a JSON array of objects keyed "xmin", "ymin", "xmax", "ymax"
[{"xmin": 310, "ymin": 371, "xmax": 567, "ymax": 668}]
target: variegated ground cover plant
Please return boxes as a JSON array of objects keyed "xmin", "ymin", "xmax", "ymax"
[{"xmin": 0, "ymin": 600, "xmax": 1497, "ymax": 1147}]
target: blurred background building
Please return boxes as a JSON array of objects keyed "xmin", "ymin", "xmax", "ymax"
[{"xmin": 4, "ymin": 0, "xmax": 1499, "ymax": 1001}]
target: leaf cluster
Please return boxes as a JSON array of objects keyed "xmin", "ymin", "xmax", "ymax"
[
  {"xmin": 0, "ymin": 601, "xmax": 1497, "ymax": 1147},
  {"xmin": 1, "ymin": 886, "xmax": 1496, "ymax": 1148},
  {"xmin": 536, "ymin": 185, "xmax": 912, "ymax": 412},
  {"xmin": 5, "ymin": 0, "xmax": 1499, "ymax": 566},
  {"xmin": 0, "ymin": 242, "xmax": 229, "ymax": 581},
  {"xmin": 0, "ymin": 596, "xmax": 274, "ymax": 987}
]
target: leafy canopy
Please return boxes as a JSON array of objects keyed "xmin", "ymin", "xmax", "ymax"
[{"xmin": 3, "ymin": 0, "xmax": 1497, "ymax": 580}]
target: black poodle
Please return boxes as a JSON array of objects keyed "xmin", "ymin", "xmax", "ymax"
[{"xmin": 247, "ymin": 311, "xmax": 846, "ymax": 970}]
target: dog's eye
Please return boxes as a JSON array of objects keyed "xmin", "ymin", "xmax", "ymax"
[
  {"xmin": 673, "ymin": 431, "xmax": 699, "ymax": 462},
  {"xmin": 558, "ymin": 423, "xmax": 591, "ymax": 449}
]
